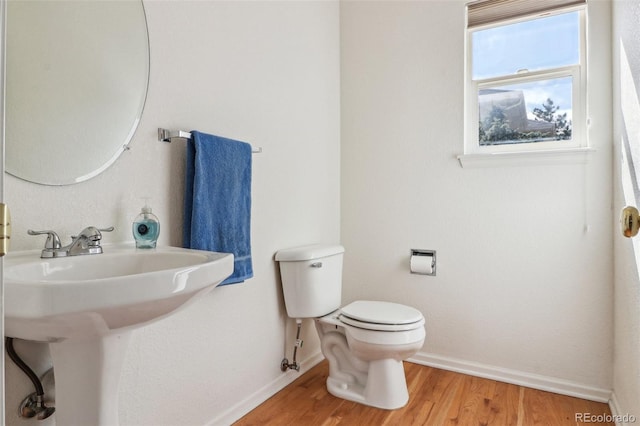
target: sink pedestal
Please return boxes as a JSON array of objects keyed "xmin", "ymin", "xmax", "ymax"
[{"xmin": 49, "ymin": 332, "xmax": 132, "ymax": 426}]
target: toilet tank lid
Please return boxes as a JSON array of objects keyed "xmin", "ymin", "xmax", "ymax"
[{"xmin": 275, "ymin": 244, "xmax": 345, "ymax": 261}]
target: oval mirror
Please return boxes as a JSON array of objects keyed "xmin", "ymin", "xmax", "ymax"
[{"xmin": 5, "ymin": 0, "xmax": 149, "ymax": 185}]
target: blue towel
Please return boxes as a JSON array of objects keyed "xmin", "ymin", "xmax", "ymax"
[{"xmin": 183, "ymin": 130, "xmax": 253, "ymax": 285}]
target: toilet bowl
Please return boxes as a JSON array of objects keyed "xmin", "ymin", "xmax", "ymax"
[
  {"xmin": 275, "ymin": 244, "xmax": 426, "ymax": 410},
  {"xmin": 315, "ymin": 300, "xmax": 425, "ymax": 409}
]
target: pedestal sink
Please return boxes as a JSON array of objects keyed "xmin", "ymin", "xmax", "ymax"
[{"xmin": 4, "ymin": 243, "xmax": 234, "ymax": 426}]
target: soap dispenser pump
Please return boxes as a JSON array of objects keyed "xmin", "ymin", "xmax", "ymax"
[{"xmin": 132, "ymin": 199, "xmax": 160, "ymax": 249}]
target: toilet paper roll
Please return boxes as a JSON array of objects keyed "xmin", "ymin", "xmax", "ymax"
[{"xmin": 410, "ymin": 254, "xmax": 433, "ymax": 275}]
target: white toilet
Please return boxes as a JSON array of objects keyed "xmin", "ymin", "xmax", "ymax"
[{"xmin": 275, "ymin": 244, "xmax": 426, "ymax": 410}]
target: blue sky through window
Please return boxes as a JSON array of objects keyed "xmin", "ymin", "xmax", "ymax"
[{"xmin": 472, "ymin": 11, "xmax": 580, "ymax": 80}]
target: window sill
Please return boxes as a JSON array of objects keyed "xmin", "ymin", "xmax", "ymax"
[{"xmin": 456, "ymin": 147, "xmax": 595, "ymax": 168}]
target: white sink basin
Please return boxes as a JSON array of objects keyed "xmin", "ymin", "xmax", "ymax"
[
  {"xmin": 3, "ymin": 243, "xmax": 234, "ymax": 425},
  {"xmin": 5, "ymin": 243, "xmax": 234, "ymax": 341}
]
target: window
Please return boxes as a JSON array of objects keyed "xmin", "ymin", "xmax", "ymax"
[{"xmin": 464, "ymin": 0, "xmax": 587, "ymax": 156}]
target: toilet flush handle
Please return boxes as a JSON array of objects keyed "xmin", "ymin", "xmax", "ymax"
[{"xmin": 310, "ymin": 262, "xmax": 323, "ymax": 268}]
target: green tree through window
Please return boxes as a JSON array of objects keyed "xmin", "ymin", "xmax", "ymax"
[{"xmin": 532, "ymin": 98, "xmax": 572, "ymax": 140}]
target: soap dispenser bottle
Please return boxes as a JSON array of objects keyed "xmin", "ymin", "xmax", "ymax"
[{"xmin": 132, "ymin": 200, "xmax": 160, "ymax": 249}]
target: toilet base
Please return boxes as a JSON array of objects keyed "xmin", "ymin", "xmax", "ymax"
[
  {"xmin": 326, "ymin": 358, "xmax": 409, "ymax": 410},
  {"xmin": 316, "ymin": 315, "xmax": 418, "ymax": 410}
]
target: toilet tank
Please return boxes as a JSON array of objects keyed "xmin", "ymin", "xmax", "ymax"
[{"xmin": 275, "ymin": 244, "xmax": 345, "ymax": 319}]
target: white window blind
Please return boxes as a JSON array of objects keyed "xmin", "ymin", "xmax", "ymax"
[{"xmin": 467, "ymin": 0, "xmax": 586, "ymax": 28}]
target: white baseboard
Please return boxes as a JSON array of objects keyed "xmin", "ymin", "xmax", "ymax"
[
  {"xmin": 610, "ymin": 392, "xmax": 623, "ymax": 426},
  {"xmin": 609, "ymin": 392, "xmax": 639, "ymax": 426},
  {"xmin": 409, "ymin": 351, "xmax": 612, "ymax": 403},
  {"xmin": 207, "ymin": 351, "xmax": 324, "ymax": 426}
]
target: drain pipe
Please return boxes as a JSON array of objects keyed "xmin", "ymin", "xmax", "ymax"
[
  {"xmin": 281, "ymin": 319, "xmax": 303, "ymax": 372},
  {"xmin": 5, "ymin": 337, "xmax": 55, "ymax": 420}
]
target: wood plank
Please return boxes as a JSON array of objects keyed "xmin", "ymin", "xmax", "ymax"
[
  {"xmin": 487, "ymin": 380, "xmax": 521, "ymax": 426},
  {"xmin": 234, "ymin": 361, "xmax": 612, "ymax": 426}
]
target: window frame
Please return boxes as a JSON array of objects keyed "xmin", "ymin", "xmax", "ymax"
[{"xmin": 463, "ymin": 5, "xmax": 588, "ymax": 157}]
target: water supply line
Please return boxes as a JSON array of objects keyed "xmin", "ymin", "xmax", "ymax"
[
  {"xmin": 281, "ymin": 319, "xmax": 303, "ymax": 372},
  {"xmin": 5, "ymin": 337, "xmax": 56, "ymax": 420}
]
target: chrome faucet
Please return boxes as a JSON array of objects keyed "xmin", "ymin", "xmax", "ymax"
[{"xmin": 28, "ymin": 226, "xmax": 114, "ymax": 258}]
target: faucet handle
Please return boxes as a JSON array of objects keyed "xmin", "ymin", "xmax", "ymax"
[
  {"xmin": 72, "ymin": 226, "xmax": 114, "ymax": 244},
  {"xmin": 27, "ymin": 229, "xmax": 62, "ymax": 249},
  {"xmin": 89, "ymin": 227, "xmax": 114, "ymax": 245}
]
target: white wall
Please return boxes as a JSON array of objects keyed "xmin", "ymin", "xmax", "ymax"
[
  {"xmin": 4, "ymin": 1, "xmax": 340, "ymax": 425},
  {"xmin": 340, "ymin": 0, "xmax": 613, "ymax": 397},
  {"xmin": 612, "ymin": 0, "xmax": 640, "ymax": 420}
]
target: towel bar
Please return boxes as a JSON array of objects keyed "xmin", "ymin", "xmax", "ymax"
[{"xmin": 158, "ymin": 128, "xmax": 262, "ymax": 153}]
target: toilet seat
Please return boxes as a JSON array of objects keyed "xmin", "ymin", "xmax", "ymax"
[{"xmin": 339, "ymin": 301, "xmax": 424, "ymax": 332}]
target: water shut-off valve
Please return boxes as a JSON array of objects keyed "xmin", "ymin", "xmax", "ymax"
[{"xmin": 281, "ymin": 319, "xmax": 304, "ymax": 372}]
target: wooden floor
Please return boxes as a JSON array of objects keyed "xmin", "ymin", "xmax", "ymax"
[{"xmin": 234, "ymin": 361, "xmax": 613, "ymax": 426}]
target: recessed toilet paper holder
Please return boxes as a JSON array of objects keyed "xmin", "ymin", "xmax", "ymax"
[{"xmin": 410, "ymin": 249, "xmax": 436, "ymax": 276}]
